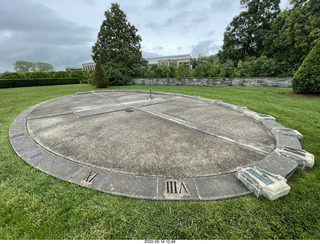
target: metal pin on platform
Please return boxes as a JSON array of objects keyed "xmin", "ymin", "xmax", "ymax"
[{"xmin": 147, "ymin": 84, "xmax": 154, "ymax": 100}]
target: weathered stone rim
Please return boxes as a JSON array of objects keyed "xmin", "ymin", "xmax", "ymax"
[{"xmin": 9, "ymin": 90, "xmax": 303, "ymax": 200}]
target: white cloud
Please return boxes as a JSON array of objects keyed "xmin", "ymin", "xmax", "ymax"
[{"xmin": 191, "ymin": 40, "xmax": 220, "ymax": 57}]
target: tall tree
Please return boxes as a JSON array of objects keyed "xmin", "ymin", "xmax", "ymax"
[
  {"xmin": 263, "ymin": 0, "xmax": 320, "ymax": 65},
  {"xmin": 14, "ymin": 61, "xmax": 35, "ymax": 72},
  {"xmin": 92, "ymin": 3, "xmax": 145, "ymax": 70},
  {"xmin": 36, "ymin": 62, "xmax": 55, "ymax": 72},
  {"xmin": 219, "ymin": 0, "xmax": 280, "ymax": 62}
]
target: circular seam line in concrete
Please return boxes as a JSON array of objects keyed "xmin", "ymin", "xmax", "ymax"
[{"xmin": 10, "ymin": 90, "xmax": 304, "ymax": 200}]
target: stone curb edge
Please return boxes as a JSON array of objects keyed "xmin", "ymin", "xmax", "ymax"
[{"xmin": 9, "ymin": 90, "xmax": 312, "ymax": 201}]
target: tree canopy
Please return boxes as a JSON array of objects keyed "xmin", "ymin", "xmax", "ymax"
[
  {"xmin": 263, "ymin": 0, "xmax": 320, "ymax": 65},
  {"xmin": 14, "ymin": 61, "xmax": 55, "ymax": 72},
  {"xmin": 218, "ymin": 0, "xmax": 280, "ymax": 62}
]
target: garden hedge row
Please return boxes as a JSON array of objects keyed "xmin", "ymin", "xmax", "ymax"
[{"xmin": 0, "ymin": 78, "xmax": 80, "ymax": 88}]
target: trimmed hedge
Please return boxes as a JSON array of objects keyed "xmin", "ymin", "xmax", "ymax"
[
  {"xmin": 292, "ymin": 40, "xmax": 320, "ymax": 94},
  {"xmin": 0, "ymin": 78, "xmax": 80, "ymax": 89}
]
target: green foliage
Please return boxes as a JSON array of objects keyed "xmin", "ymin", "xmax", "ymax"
[
  {"xmin": 169, "ymin": 66, "xmax": 177, "ymax": 78},
  {"xmin": 234, "ymin": 60, "xmax": 254, "ymax": 77},
  {"xmin": 263, "ymin": 0, "xmax": 320, "ymax": 65},
  {"xmin": 219, "ymin": 0, "xmax": 319, "ymax": 69},
  {"xmin": 103, "ymin": 62, "xmax": 131, "ymax": 86},
  {"xmin": 35, "ymin": 62, "xmax": 56, "ymax": 72},
  {"xmin": 0, "ymin": 78, "xmax": 80, "ymax": 88},
  {"xmin": 148, "ymin": 65, "xmax": 172, "ymax": 78},
  {"xmin": 53, "ymin": 71, "xmax": 71, "ymax": 78},
  {"xmin": 25, "ymin": 72, "xmax": 51, "ymax": 79},
  {"xmin": 0, "ymin": 71, "xmax": 90, "ymax": 81},
  {"xmin": 219, "ymin": 0, "xmax": 280, "ymax": 62},
  {"xmin": 69, "ymin": 70, "xmax": 88, "ymax": 80},
  {"xmin": 14, "ymin": 61, "xmax": 55, "ymax": 72},
  {"xmin": 177, "ymin": 65, "xmax": 193, "ymax": 78},
  {"xmin": 292, "ymin": 40, "xmax": 320, "ymax": 94},
  {"xmin": 251, "ymin": 56, "xmax": 278, "ymax": 77},
  {"xmin": 136, "ymin": 55, "xmax": 294, "ymax": 79},
  {"xmin": 92, "ymin": 62, "xmax": 108, "ymax": 88},
  {"xmin": 0, "ymin": 72, "xmax": 26, "ymax": 80}
]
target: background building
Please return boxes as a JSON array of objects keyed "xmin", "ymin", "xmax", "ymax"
[
  {"xmin": 66, "ymin": 55, "xmax": 192, "ymax": 72},
  {"xmin": 146, "ymin": 54, "xmax": 192, "ymax": 67},
  {"xmin": 65, "ymin": 66, "xmax": 82, "ymax": 71},
  {"xmin": 82, "ymin": 62, "xmax": 96, "ymax": 71}
]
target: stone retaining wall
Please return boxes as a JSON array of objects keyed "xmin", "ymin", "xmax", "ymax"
[{"xmin": 132, "ymin": 77, "xmax": 292, "ymax": 87}]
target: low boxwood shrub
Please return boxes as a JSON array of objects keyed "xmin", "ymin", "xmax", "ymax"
[{"xmin": 292, "ymin": 40, "xmax": 320, "ymax": 94}]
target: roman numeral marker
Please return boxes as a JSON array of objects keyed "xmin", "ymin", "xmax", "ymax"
[{"xmin": 84, "ymin": 171, "xmax": 99, "ymax": 183}]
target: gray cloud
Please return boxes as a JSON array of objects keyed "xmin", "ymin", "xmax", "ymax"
[
  {"xmin": 192, "ymin": 17, "xmax": 209, "ymax": 24},
  {"xmin": 211, "ymin": 0, "xmax": 237, "ymax": 13},
  {"xmin": 191, "ymin": 40, "xmax": 220, "ymax": 57},
  {"xmin": 0, "ymin": 0, "xmax": 96, "ymax": 72},
  {"xmin": 207, "ymin": 31, "xmax": 215, "ymax": 37},
  {"xmin": 142, "ymin": 51, "xmax": 161, "ymax": 58},
  {"xmin": 154, "ymin": 46, "xmax": 164, "ymax": 51},
  {"xmin": 85, "ymin": 0, "xmax": 96, "ymax": 4},
  {"xmin": 145, "ymin": 0, "xmax": 171, "ymax": 11},
  {"xmin": 164, "ymin": 10, "xmax": 191, "ymax": 27},
  {"xmin": 145, "ymin": 22, "xmax": 160, "ymax": 31},
  {"xmin": 173, "ymin": 0, "xmax": 194, "ymax": 9}
]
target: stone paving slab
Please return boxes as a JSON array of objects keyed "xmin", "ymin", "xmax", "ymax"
[
  {"xmin": 27, "ymin": 110, "xmax": 268, "ymax": 177},
  {"xmin": 9, "ymin": 90, "xmax": 313, "ymax": 200},
  {"xmin": 194, "ymin": 174, "xmax": 250, "ymax": 200},
  {"xmin": 148, "ymin": 96, "xmax": 275, "ymax": 148}
]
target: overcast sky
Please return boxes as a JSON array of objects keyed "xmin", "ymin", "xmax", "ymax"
[{"xmin": 0, "ymin": 0, "xmax": 290, "ymax": 72}]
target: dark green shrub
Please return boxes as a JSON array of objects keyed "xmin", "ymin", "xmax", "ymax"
[
  {"xmin": 251, "ymin": 56, "xmax": 278, "ymax": 77},
  {"xmin": 70, "ymin": 70, "xmax": 88, "ymax": 80},
  {"xmin": 93, "ymin": 62, "xmax": 108, "ymax": 88},
  {"xmin": 54, "ymin": 71, "xmax": 71, "ymax": 78},
  {"xmin": 0, "ymin": 78, "xmax": 80, "ymax": 88},
  {"xmin": 292, "ymin": 40, "xmax": 320, "ymax": 94},
  {"xmin": 25, "ymin": 71, "xmax": 51, "ymax": 79},
  {"xmin": 177, "ymin": 65, "xmax": 193, "ymax": 78},
  {"xmin": 169, "ymin": 66, "xmax": 177, "ymax": 78},
  {"xmin": 0, "ymin": 79, "xmax": 12, "ymax": 88},
  {"xmin": 0, "ymin": 72, "xmax": 26, "ymax": 79},
  {"xmin": 104, "ymin": 62, "xmax": 130, "ymax": 86}
]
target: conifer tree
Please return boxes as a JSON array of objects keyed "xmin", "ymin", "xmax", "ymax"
[
  {"xmin": 93, "ymin": 62, "xmax": 108, "ymax": 88},
  {"xmin": 92, "ymin": 3, "xmax": 145, "ymax": 70},
  {"xmin": 292, "ymin": 40, "xmax": 320, "ymax": 94}
]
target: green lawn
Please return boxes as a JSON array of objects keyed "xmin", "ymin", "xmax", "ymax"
[{"xmin": 0, "ymin": 84, "xmax": 319, "ymax": 239}]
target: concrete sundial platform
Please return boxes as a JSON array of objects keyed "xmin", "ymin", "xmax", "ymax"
[{"xmin": 10, "ymin": 90, "xmax": 310, "ymax": 200}]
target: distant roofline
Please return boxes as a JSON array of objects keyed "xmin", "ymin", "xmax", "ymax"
[
  {"xmin": 146, "ymin": 54, "xmax": 192, "ymax": 61},
  {"xmin": 82, "ymin": 62, "xmax": 96, "ymax": 65}
]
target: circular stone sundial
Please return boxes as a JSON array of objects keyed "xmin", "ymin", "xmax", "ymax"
[{"xmin": 10, "ymin": 90, "xmax": 307, "ymax": 200}]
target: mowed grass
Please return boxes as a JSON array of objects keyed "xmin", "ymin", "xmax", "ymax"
[{"xmin": 0, "ymin": 84, "xmax": 319, "ymax": 239}]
